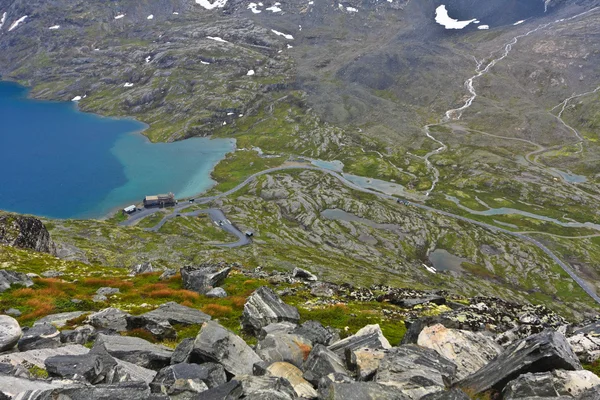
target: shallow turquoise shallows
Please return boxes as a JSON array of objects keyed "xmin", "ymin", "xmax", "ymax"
[{"xmin": 0, "ymin": 81, "xmax": 235, "ymax": 219}]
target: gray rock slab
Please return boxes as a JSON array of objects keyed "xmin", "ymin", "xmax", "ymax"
[
  {"xmin": 13, "ymin": 381, "xmax": 151, "ymax": 400},
  {"xmin": 241, "ymin": 286, "xmax": 300, "ymax": 335},
  {"xmin": 34, "ymin": 311, "xmax": 87, "ymax": 328},
  {"xmin": 0, "ymin": 344, "xmax": 89, "ymax": 369},
  {"xmin": 319, "ymin": 382, "xmax": 410, "ymax": 400},
  {"xmin": 0, "ymin": 270, "xmax": 33, "ymax": 293},
  {"xmin": 257, "ymin": 333, "xmax": 312, "ymax": 368},
  {"xmin": 303, "ymin": 344, "xmax": 348, "ymax": 385},
  {"xmin": 86, "ymin": 308, "xmax": 131, "ymax": 332},
  {"xmin": 328, "ymin": 324, "xmax": 391, "ymax": 359},
  {"xmin": 93, "ymin": 334, "xmax": 172, "ymax": 370},
  {"xmin": 0, "ymin": 376, "xmax": 74, "ymax": 398},
  {"xmin": 17, "ymin": 323, "xmax": 61, "ymax": 351},
  {"xmin": 132, "ymin": 301, "xmax": 211, "ymax": 326},
  {"xmin": 503, "ymin": 370, "xmax": 600, "ymax": 399}
]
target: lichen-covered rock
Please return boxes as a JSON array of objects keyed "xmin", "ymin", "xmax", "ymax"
[
  {"xmin": 241, "ymin": 286, "xmax": 300, "ymax": 335},
  {"xmin": 86, "ymin": 307, "xmax": 131, "ymax": 332},
  {"xmin": 503, "ymin": 370, "xmax": 600, "ymax": 399},
  {"xmin": 0, "ymin": 315, "xmax": 21, "ymax": 352},
  {"xmin": 375, "ymin": 345, "xmax": 457, "ymax": 399},
  {"xmin": 458, "ymin": 330, "xmax": 581, "ymax": 395},
  {"xmin": 93, "ymin": 334, "xmax": 172, "ymax": 370},
  {"xmin": 0, "ymin": 270, "xmax": 33, "ymax": 294},
  {"xmin": 17, "ymin": 323, "xmax": 61, "ymax": 351},
  {"xmin": 180, "ymin": 264, "xmax": 231, "ymax": 294},
  {"xmin": 0, "ymin": 214, "xmax": 56, "ymax": 254},
  {"xmin": 417, "ymin": 323, "xmax": 503, "ymax": 379},
  {"xmin": 257, "ymin": 333, "xmax": 312, "ymax": 368},
  {"xmin": 192, "ymin": 320, "xmax": 261, "ymax": 376}
]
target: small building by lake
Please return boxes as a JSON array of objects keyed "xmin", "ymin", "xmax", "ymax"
[{"xmin": 143, "ymin": 193, "xmax": 176, "ymax": 208}]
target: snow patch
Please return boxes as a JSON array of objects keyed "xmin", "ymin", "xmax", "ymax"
[
  {"xmin": 201, "ymin": 60, "xmax": 210, "ymax": 65},
  {"xmin": 287, "ymin": 44, "xmax": 293, "ymax": 48},
  {"xmin": 239, "ymin": 114, "xmax": 244, "ymax": 117},
  {"xmin": 145, "ymin": 56, "xmax": 151, "ymax": 63},
  {"xmin": 124, "ymin": 82, "xmax": 134, "ymax": 87},
  {"xmin": 196, "ymin": 0, "xmax": 228, "ymax": 10},
  {"xmin": 266, "ymin": 3, "xmax": 282, "ymax": 12},
  {"xmin": 147, "ymin": 14, "xmax": 154, "ymax": 20},
  {"xmin": 207, "ymin": 36, "xmax": 229, "ymax": 43},
  {"xmin": 248, "ymin": 3, "xmax": 262, "ymax": 13},
  {"xmin": 308, "ymin": 1, "xmax": 314, "ymax": 4},
  {"xmin": 173, "ymin": 12, "xmax": 179, "ymax": 15},
  {"xmin": 48, "ymin": 25, "xmax": 60, "ymax": 30},
  {"xmin": 114, "ymin": 14, "xmax": 125, "ymax": 20},
  {"xmin": 0, "ymin": 12, "xmax": 7, "ymax": 30},
  {"xmin": 71, "ymin": 96, "xmax": 82, "ymax": 102},
  {"xmin": 8, "ymin": 15, "xmax": 27, "ymax": 31},
  {"xmin": 271, "ymin": 29, "xmax": 294, "ymax": 40},
  {"xmin": 227, "ymin": 112, "xmax": 234, "ymax": 116},
  {"xmin": 346, "ymin": 7, "xmax": 358, "ymax": 12},
  {"xmin": 477, "ymin": 25, "xmax": 489, "ymax": 30},
  {"xmin": 222, "ymin": 121, "xmax": 227, "ymax": 125},
  {"xmin": 247, "ymin": 69, "xmax": 255, "ymax": 76},
  {"xmin": 513, "ymin": 19, "xmax": 525, "ymax": 25},
  {"xmin": 434, "ymin": 5, "xmax": 476, "ymax": 29}
]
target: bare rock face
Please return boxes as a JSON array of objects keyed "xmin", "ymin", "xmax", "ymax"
[
  {"xmin": 458, "ymin": 330, "xmax": 582, "ymax": 395},
  {"xmin": 417, "ymin": 323, "xmax": 503, "ymax": 379},
  {"xmin": 503, "ymin": 370, "xmax": 600, "ymax": 399},
  {"xmin": 241, "ymin": 286, "xmax": 300, "ymax": 335},
  {"xmin": 0, "ymin": 214, "xmax": 56, "ymax": 254}
]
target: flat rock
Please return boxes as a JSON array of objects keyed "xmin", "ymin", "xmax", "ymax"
[
  {"xmin": 151, "ymin": 362, "xmax": 226, "ymax": 394},
  {"xmin": 14, "ymin": 381, "xmax": 151, "ymax": 400},
  {"xmin": 130, "ymin": 301, "xmax": 211, "ymax": 326},
  {"xmin": 180, "ymin": 264, "xmax": 231, "ymax": 294},
  {"xmin": 421, "ymin": 388, "xmax": 471, "ymax": 399},
  {"xmin": 45, "ymin": 353, "xmax": 105, "ymax": 383},
  {"xmin": 86, "ymin": 308, "xmax": 131, "ymax": 332},
  {"xmin": 17, "ymin": 323, "xmax": 61, "ymax": 351},
  {"xmin": 257, "ymin": 333, "xmax": 312, "ymax": 368},
  {"xmin": 206, "ymin": 287, "xmax": 228, "ymax": 298},
  {"xmin": 34, "ymin": 311, "xmax": 87, "ymax": 328},
  {"xmin": 241, "ymin": 286, "xmax": 300, "ymax": 335},
  {"xmin": 458, "ymin": 330, "xmax": 581, "ymax": 394},
  {"xmin": 328, "ymin": 324, "xmax": 391, "ymax": 359},
  {"xmin": 293, "ymin": 320, "xmax": 337, "ymax": 345},
  {"xmin": 267, "ymin": 361, "xmax": 319, "ymax": 399},
  {"xmin": 0, "ymin": 315, "xmax": 21, "ymax": 352},
  {"xmin": 0, "ymin": 344, "xmax": 89, "ymax": 369},
  {"xmin": 0, "ymin": 270, "xmax": 33, "ymax": 293},
  {"xmin": 394, "ymin": 296, "xmax": 446, "ymax": 308},
  {"xmin": 0, "ymin": 375, "xmax": 74, "ymax": 398},
  {"xmin": 374, "ymin": 345, "xmax": 458, "ymax": 399},
  {"xmin": 93, "ymin": 333, "xmax": 172, "ymax": 370},
  {"xmin": 319, "ymin": 381, "xmax": 410, "ymax": 400},
  {"xmin": 503, "ymin": 370, "xmax": 600, "ymax": 399},
  {"xmin": 113, "ymin": 358, "xmax": 158, "ymax": 384},
  {"xmin": 417, "ymin": 323, "xmax": 503, "ymax": 379},
  {"xmin": 192, "ymin": 320, "xmax": 261, "ymax": 376},
  {"xmin": 303, "ymin": 344, "xmax": 348, "ymax": 385}
]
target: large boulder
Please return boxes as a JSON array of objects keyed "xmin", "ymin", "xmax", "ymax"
[
  {"xmin": 191, "ymin": 320, "xmax": 262, "ymax": 376},
  {"xmin": 348, "ymin": 348, "xmax": 386, "ymax": 381},
  {"xmin": 257, "ymin": 333, "xmax": 312, "ymax": 368},
  {"xmin": 13, "ymin": 381, "xmax": 151, "ymax": 400},
  {"xmin": 417, "ymin": 323, "xmax": 503, "ymax": 379},
  {"xmin": 303, "ymin": 344, "xmax": 349, "ymax": 385},
  {"xmin": 568, "ymin": 333, "xmax": 600, "ymax": 363},
  {"xmin": 267, "ymin": 362, "xmax": 318, "ymax": 399},
  {"xmin": 150, "ymin": 363, "xmax": 226, "ymax": 397},
  {"xmin": 93, "ymin": 334, "xmax": 172, "ymax": 370},
  {"xmin": 235, "ymin": 374, "xmax": 297, "ymax": 399},
  {"xmin": 328, "ymin": 324, "xmax": 391, "ymax": 360},
  {"xmin": 458, "ymin": 330, "xmax": 581, "ymax": 395},
  {"xmin": 0, "ymin": 270, "xmax": 33, "ymax": 293},
  {"xmin": 319, "ymin": 381, "xmax": 410, "ymax": 400},
  {"xmin": 45, "ymin": 353, "xmax": 105, "ymax": 383},
  {"xmin": 241, "ymin": 286, "xmax": 300, "ymax": 335},
  {"xmin": 86, "ymin": 308, "xmax": 131, "ymax": 332},
  {"xmin": 0, "ymin": 214, "xmax": 56, "ymax": 254},
  {"xmin": 180, "ymin": 265, "xmax": 230, "ymax": 294},
  {"xmin": 503, "ymin": 370, "xmax": 600, "ymax": 399},
  {"xmin": 17, "ymin": 323, "xmax": 61, "ymax": 351},
  {"xmin": 0, "ymin": 315, "xmax": 21, "ymax": 352},
  {"xmin": 374, "ymin": 345, "xmax": 458, "ymax": 399},
  {"xmin": 127, "ymin": 302, "xmax": 211, "ymax": 340},
  {"xmin": 171, "ymin": 337, "xmax": 195, "ymax": 364},
  {"xmin": 293, "ymin": 320, "xmax": 338, "ymax": 345}
]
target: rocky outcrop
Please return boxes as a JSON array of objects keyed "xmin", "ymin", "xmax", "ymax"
[
  {"xmin": 192, "ymin": 320, "xmax": 262, "ymax": 376},
  {"xmin": 503, "ymin": 369, "xmax": 600, "ymax": 399},
  {"xmin": 0, "ymin": 315, "xmax": 21, "ymax": 352},
  {"xmin": 417, "ymin": 323, "xmax": 503, "ymax": 379},
  {"xmin": 241, "ymin": 286, "xmax": 300, "ymax": 334},
  {"xmin": 0, "ymin": 270, "xmax": 33, "ymax": 293},
  {"xmin": 180, "ymin": 264, "xmax": 231, "ymax": 294},
  {"xmin": 0, "ymin": 214, "xmax": 56, "ymax": 254},
  {"xmin": 458, "ymin": 330, "xmax": 582, "ymax": 394}
]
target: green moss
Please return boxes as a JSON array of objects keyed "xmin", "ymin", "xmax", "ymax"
[{"xmin": 28, "ymin": 366, "xmax": 49, "ymax": 379}]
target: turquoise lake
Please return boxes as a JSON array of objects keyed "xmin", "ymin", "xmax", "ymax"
[{"xmin": 0, "ymin": 81, "xmax": 235, "ymax": 219}]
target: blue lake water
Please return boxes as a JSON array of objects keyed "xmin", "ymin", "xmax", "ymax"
[{"xmin": 0, "ymin": 81, "xmax": 235, "ymax": 219}]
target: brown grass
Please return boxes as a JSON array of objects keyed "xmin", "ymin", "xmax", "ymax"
[
  {"xmin": 229, "ymin": 296, "xmax": 246, "ymax": 308},
  {"xmin": 22, "ymin": 298, "xmax": 56, "ymax": 321},
  {"xmin": 83, "ymin": 278, "xmax": 134, "ymax": 289},
  {"xmin": 201, "ymin": 304, "xmax": 233, "ymax": 318},
  {"xmin": 295, "ymin": 340, "xmax": 312, "ymax": 360}
]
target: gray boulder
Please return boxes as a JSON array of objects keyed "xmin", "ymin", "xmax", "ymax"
[
  {"xmin": 241, "ymin": 286, "xmax": 300, "ymax": 335},
  {"xmin": 0, "ymin": 315, "xmax": 21, "ymax": 352},
  {"xmin": 294, "ymin": 320, "xmax": 338, "ymax": 345},
  {"xmin": 159, "ymin": 269, "xmax": 177, "ymax": 281},
  {"xmin": 0, "ymin": 270, "xmax": 33, "ymax": 293},
  {"xmin": 235, "ymin": 374, "xmax": 297, "ymax": 399},
  {"xmin": 303, "ymin": 344, "xmax": 349, "ymax": 385},
  {"xmin": 45, "ymin": 353, "xmax": 105, "ymax": 383},
  {"xmin": 319, "ymin": 381, "xmax": 410, "ymax": 400},
  {"xmin": 257, "ymin": 333, "xmax": 312, "ymax": 368},
  {"xmin": 421, "ymin": 388, "xmax": 471, "ymax": 400},
  {"xmin": 93, "ymin": 333, "xmax": 172, "ymax": 370},
  {"xmin": 5, "ymin": 308, "xmax": 21, "ymax": 317},
  {"xmin": 130, "ymin": 262, "xmax": 154, "ymax": 276},
  {"xmin": 578, "ymin": 386, "xmax": 600, "ymax": 400},
  {"xmin": 171, "ymin": 337, "xmax": 195, "ymax": 364},
  {"xmin": 458, "ymin": 330, "xmax": 581, "ymax": 395},
  {"xmin": 34, "ymin": 311, "xmax": 87, "ymax": 328},
  {"xmin": 180, "ymin": 265, "xmax": 231, "ymax": 294},
  {"xmin": 503, "ymin": 370, "xmax": 600, "ymax": 399},
  {"xmin": 192, "ymin": 321, "xmax": 262, "ymax": 376},
  {"xmin": 86, "ymin": 308, "xmax": 131, "ymax": 332},
  {"xmin": 267, "ymin": 362, "xmax": 318, "ymax": 399},
  {"xmin": 17, "ymin": 323, "xmax": 61, "ymax": 351},
  {"xmin": 293, "ymin": 267, "xmax": 317, "ymax": 281},
  {"xmin": 348, "ymin": 348, "xmax": 386, "ymax": 381},
  {"xmin": 328, "ymin": 324, "xmax": 391, "ymax": 359},
  {"xmin": 205, "ymin": 287, "xmax": 228, "ymax": 298},
  {"xmin": 375, "ymin": 345, "xmax": 458, "ymax": 399},
  {"xmin": 192, "ymin": 380, "xmax": 243, "ymax": 400},
  {"xmin": 13, "ymin": 381, "xmax": 151, "ymax": 400},
  {"xmin": 60, "ymin": 324, "xmax": 96, "ymax": 345},
  {"xmin": 258, "ymin": 322, "xmax": 297, "ymax": 340},
  {"xmin": 150, "ymin": 363, "xmax": 226, "ymax": 397}
]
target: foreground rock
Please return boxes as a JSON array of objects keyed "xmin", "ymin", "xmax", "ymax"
[
  {"xmin": 86, "ymin": 308, "xmax": 131, "ymax": 332},
  {"xmin": 0, "ymin": 315, "xmax": 21, "ymax": 352},
  {"xmin": 458, "ymin": 330, "xmax": 581, "ymax": 394},
  {"xmin": 241, "ymin": 286, "xmax": 300, "ymax": 335},
  {"xmin": 568, "ymin": 333, "xmax": 600, "ymax": 363},
  {"xmin": 13, "ymin": 381, "xmax": 151, "ymax": 400},
  {"xmin": 17, "ymin": 323, "xmax": 61, "ymax": 351},
  {"xmin": 375, "ymin": 345, "xmax": 457, "ymax": 399},
  {"xmin": 180, "ymin": 264, "xmax": 231, "ymax": 294},
  {"xmin": 0, "ymin": 270, "xmax": 33, "ymax": 293},
  {"xmin": 127, "ymin": 302, "xmax": 211, "ymax": 340},
  {"xmin": 192, "ymin": 320, "xmax": 262, "ymax": 376},
  {"xmin": 328, "ymin": 324, "xmax": 391, "ymax": 359},
  {"xmin": 150, "ymin": 363, "xmax": 226, "ymax": 397},
  {"xmin": 257, "ymin": 333, "xmax": 312, "ymax": 368},
  {"xmin": 303, "ymin": 344, "xmax": 348, "ymax": 384},
  {"xmin": 417, "ymin": 323, "xmax": 503, "ymax": 379},
  {"xmin": 0, "ymin": 344, "xmax": 89, "ymax": 369},
  {"xmin": 93, "ymin": 334, "xmax": 172, "ymax": 370},
  {"xmin": 267, "ymin": 362, "xmax": 318, "ymax": 399},
  {"xmin": 503, "ymin": 369, "xmax": 600, "ymax": 399},
  {"xmin": 45, "ymin": 353, "xmax": 105, "ymax": 383}
]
